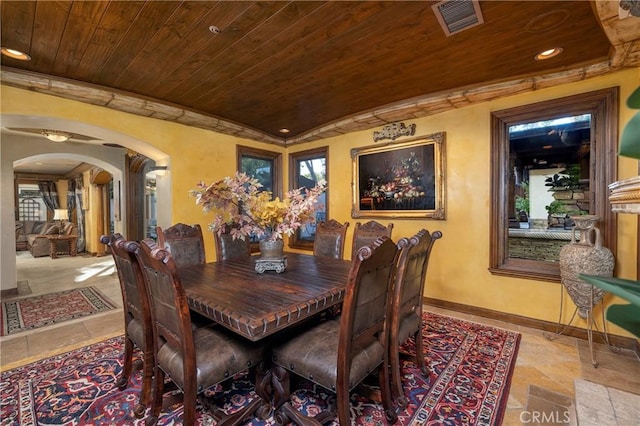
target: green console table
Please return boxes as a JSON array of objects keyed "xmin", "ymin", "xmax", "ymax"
[{"xmin": 579, "ymin": 274, "xmax": 640, "ymax": 338}]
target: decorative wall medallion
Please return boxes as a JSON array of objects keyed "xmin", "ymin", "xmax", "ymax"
[{"xmin": 373, "ymin": 122, "xmax": 416, "ymax": 142}]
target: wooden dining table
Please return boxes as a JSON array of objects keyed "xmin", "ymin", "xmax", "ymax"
[
  {"xmin": 179, "ymin": 252, "xmax": 351, "ymax": 425},
  {"xmin": 180, "ymin": 252, "xmax": 351, "ymax": 341}
]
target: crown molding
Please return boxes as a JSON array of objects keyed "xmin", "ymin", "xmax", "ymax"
[{"xmin": 0, "ymin": 61, "xmax": 629, "ymax": 147}]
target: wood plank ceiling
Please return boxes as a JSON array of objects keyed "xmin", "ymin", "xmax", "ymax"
[{"xmin": 0, "ymin": 1, "xmax": 637, "ymax": 145}]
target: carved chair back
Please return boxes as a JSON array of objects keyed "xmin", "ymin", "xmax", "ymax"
[
  {"xmin": 156, "ymin": 223, "xmax": 206, "ymax": 267},
  {"xmin": 351, "ymin": 220, "xmax": 394, "ymax": 260},
  {"xmin": 100, "ymin": 233, "xmax": 154, "ymax": 417},
  {"xmin": 213, "ymin": 227, "xmax": 251, "ymax": 261},
  {"xmin": 341, "ymin": 236, "xmax": 399, "ymax": 385},
  {"xmin": 388, "ymin": 228, "xmax": 442, "ymax": 406},
  {"xmin": 312, "ymin": 219, "xmax": 350, "ymax": 260},
  {"xmin": 272, "ymin": 236, "xmax": 400, "ymax": 425},
  {"xmin": 129, "ymin": 239, "xmax": 264, "ymax": 425}
]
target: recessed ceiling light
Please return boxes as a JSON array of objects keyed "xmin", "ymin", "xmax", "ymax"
[
  {"xmin": 1, "ymin": 47, "xmax": 31, "ymax": 61},
  {"xmin": 279, "ymin": 128, "xmax": 290, "ymax": 134},
  {"xmin": 535, "ymin": 47, "xmax": 563, "ymax": 61}
]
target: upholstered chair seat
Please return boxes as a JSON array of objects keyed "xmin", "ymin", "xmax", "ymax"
[
  {"xmin": 397, "ymin": 312, "xmax": 422, "ymax": 345},
  {"xmin": 130, "ymin": 239, "xmax": 266, "ymax": 426},
  {"xmin": 126, "ymin": 319, "xmax": 145, "ymax": 351},
  {"xmin": 156, "ymin": 323, "xmax": 263, "ymax": 392},
  {"xmin": 101, "ymin": 234, "xmax": 154, "ymax": 418},
  {"xmin": 272, "ymin": 317, "xmax": 385, "ymax": 391}
]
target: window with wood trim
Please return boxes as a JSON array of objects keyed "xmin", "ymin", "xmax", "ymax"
[
  {"xmin": 489, "ymin": 88, "xmax": 618, "ymax": 282},
  {"xmin": 289, "ymin": 147, "xmax": 328, "ymax": 250},
  {"xmin": 237, "ymin": 146, "xmax": 283, "ymax": 251},
  {"xmin": 237, "ymin": 146, "xmax": 282, "ymax": 198}
]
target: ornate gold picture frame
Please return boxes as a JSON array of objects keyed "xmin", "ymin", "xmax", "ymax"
[{"xmin": 351, "ymin": 132, "xmax": 446, "ymax": 219}]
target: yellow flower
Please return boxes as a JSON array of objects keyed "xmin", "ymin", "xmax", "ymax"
[{"xmin": 191, "ymin": 172, "xmax": 326, "ymax": 241}]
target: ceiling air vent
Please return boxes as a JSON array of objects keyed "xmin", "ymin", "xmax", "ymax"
[{"xmin": 432, "ymin": 0, "xmax": 484, "ymax": 36}]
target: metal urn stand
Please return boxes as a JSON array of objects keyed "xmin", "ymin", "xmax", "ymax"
[{"xmin": 544, "ymin": 215, "xmax": 618, "ymax": 367}]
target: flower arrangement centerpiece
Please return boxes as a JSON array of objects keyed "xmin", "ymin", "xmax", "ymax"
[{"xmin": 190, "ymin": 172, "xmax": 326, "ymax": 244}]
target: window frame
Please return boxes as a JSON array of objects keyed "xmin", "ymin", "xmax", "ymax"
[
  {"xmin": 288, "ymin": 146, "xmax": 328, "ymax": 251},
  {"xmin": 237, "ymin": 145, "xmax": 283, "ymax": 199},
  {"xmin": 18, "ymin": 198, "xmax": 40, "ymax": 221},
  {"xmin": 489, "ymin": 88, "xmax": 618, "ymax": 282},
  {"xmin": 237, "ymin": 145, "xmax": 283, "ymax": 252}
]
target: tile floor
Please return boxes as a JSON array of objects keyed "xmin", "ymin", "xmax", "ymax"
[{"xmin": 1, "ymin": 251, "xmax": 639, "ymax": 425}]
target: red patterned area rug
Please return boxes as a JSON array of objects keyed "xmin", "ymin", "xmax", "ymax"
[
  {"xmin": 0, "ymin": 287, "xmax": 117, "ymax": 336},
  {"xmin": 0, "ymin": 312, "xmax": 520, "ymax": 425}
]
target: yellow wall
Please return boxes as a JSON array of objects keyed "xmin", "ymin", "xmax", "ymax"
[
  {"xmin": 291, "ymin": 67, "xmax": 639, "ymax": 338},
  {"xmin": 3, "ymin": 85, "xmax": 285, "ymax": 257},
  {"xmin": 2, "ymin": 67, "xmax": 639, "ymax": 338}
]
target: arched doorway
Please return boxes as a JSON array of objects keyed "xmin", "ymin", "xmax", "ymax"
[{"xmin": 1, "ymin": 117, "xmax": 171, "ymax": 294}]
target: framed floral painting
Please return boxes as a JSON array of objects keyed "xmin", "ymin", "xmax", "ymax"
[{"xmin": 351, "ymin": 132, "xmax": 446, "ymax": 219}]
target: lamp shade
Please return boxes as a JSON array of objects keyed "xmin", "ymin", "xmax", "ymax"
[{"xmin": 53, "ymin": 209, "xmax": 69, "ymax": 221}]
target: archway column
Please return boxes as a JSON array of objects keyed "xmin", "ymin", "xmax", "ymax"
[{"xmin": 91, "ymin": 169, "xmax": 112, "ymax": 257}]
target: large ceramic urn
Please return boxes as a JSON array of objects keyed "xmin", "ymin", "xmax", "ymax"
[{"xmin": 559, "ymin": 215, "xmax": 614, "ymax": 318}]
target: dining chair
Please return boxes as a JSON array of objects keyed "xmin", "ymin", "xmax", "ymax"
[
  {"xmin": 100, "ymin": 234, "xmax": 154, "ymax": 418},
  {"xmin": 213, "ymin": 226, "xmax": 251, "ymax": 261},
  {"xmin": 272, "ymin": 236, "xmax": 400, "ymax": 425},
  {"xmin": 351, "ymin": 220, "xmax": 394, "ymax": 260},
  {"xmin": 156, "ymin": 223, "xmax": 206, "ymax": 267},
  {"xmin": 312, "ymin": 219, "xmax": 350, "ymax": 260},
  {"xmin": 388, "ymin": 229, "xmax": 442, "ymax": 407},
  {"xmin": 128, "ymin": 239, "xmax": 266, "ymax": 426}
]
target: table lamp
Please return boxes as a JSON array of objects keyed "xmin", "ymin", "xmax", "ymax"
[{"xmin": 53, "ymin": 209, "xmax": 69, "ymax": 235}]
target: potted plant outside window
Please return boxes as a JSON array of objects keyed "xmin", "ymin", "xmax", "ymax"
[
  {"xmin": 545, "ymin": 200, "xmax": 568, "ymax": 229},
  {"xmin": 545, "ymin": 164, "xmax": 590, "ymax": 222}
]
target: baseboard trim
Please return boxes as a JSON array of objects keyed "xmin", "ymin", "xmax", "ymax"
[
  {"xmin": 1, "ymin": 280, "xmax": 32, "ymax": 299},
  {"xmin": 0, "ymin": 288, "xmax": 19, "ymax": 298},
  {"xmin": 424, "ymin": 297, "xmax": 640, "ymax": 356}
]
